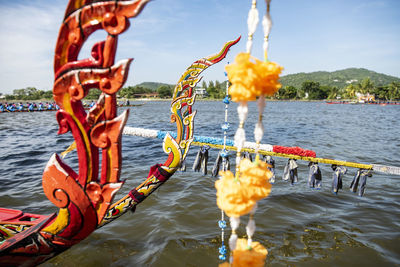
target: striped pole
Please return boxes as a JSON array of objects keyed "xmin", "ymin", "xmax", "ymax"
[{"xmin": 123, "ymin": 126, "xmax": 400, "ymax": 176}]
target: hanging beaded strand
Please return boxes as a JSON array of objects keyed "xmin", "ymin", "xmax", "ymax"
[
  {"xmin": 218, "ymin": 0, "xmax": 281, "ymax": 264},
  {"xmin": 237, "ymin": 0, "xmax": 259, "ymax": 170},
  {"xmin": 227, "ymin": 0, "xmax": 260, "ymax": 262},
  {"xmin": 222, "ymin": 69, "xmax": 230, "ymax": 172},
  {"xmin": 246, "ymin": 0, "xmax": 259, "ymax": 54},
  {"xmin": 218, "ymin": 214, "xmax": 227, "ymax": 261},
  {"xmin": 230, "ymin": 100, "xmax": 247, "ymax": 261},
  {"xmin": 233, "ymin": 0, "xmax": 259, "ymax": 179},
  {"xmin": 254, "ymin": 0, "xmax": 272, "ymax": 162},
  {"xmin": 218, "ymin": 68, "xmax": 231, "ymax": 262},
  {"xmin": 254, "ymin": 97, "xmax": 265, "ymax": 162},
  {"xmin": 248, "ymin": 0, "xmax": 273, "ymax": 250},
  {"xmin": 262, "ymin": 0, "xmax": 272, "ymax": 61}
]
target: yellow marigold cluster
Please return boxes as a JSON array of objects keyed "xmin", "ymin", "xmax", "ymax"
[
  {"xmin": 215, "ymin": 159, "xmax": 272, "ymax": 217},
  {"xmin": 215, "ymin": 170, "xmax": 256, "ymax": 217},
  {"xmin": 239, "ymin": 158, "xmax": 272, "ymax": 201},
  {"xmin": 225, "ymin": 52, "xmax": 283, "ymax": 102},
  {"xmin": 219, "ymin": 238, "xmax": 268, "ymax": 267}
]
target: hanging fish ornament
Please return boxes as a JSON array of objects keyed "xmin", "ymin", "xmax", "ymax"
[
  {"xmin": 350, "ymin": 169, "xmax": 372, "ymax": 197},
  {"xmin": 212, "ymin": 151, "xmax": 231, "ymax": 177},
  {"xmin": 308, "ymin": 162, "xmax": 322, "ymax": 189},
  {"xmin": 283, "ymin": 159, "xmax": 299, "ymax": 185},
  {"xmin": 241, "ymin": 151, "xmax": 253, "ymax": 161},
  {"xmin": 263, "ymin": 155, "xmax": 276, "ymax": 184},
  {"xmin": 331, "ymin": 165, "xmax": 347, "ymax": 195},
  {"xmin": 192, "ymin": 145, "xmax": 210, "ymax": 175}
]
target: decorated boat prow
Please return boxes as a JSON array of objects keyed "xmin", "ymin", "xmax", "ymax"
[{"xmin": 0, "ymin": 0, "xmax": 239, "ymax": 266}]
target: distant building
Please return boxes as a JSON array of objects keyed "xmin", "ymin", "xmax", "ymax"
[
  {"xmin": 345, "ymin": 79, "xmax": 358, "ymax": 84},
  {"xmin": 195, "ymin": 87, "xmax": 208, "ymax": 97},
  {"xmin": 133, "ymin": 92, "xmax": 158, "ymax": 98}
]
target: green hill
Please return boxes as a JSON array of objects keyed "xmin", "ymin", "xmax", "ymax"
[
  {"xmin": 280, "ymin": 68, "xmax": 400, "ymax": 89},
  {"xmin": 135, "ymin": 82, "xmax": 174, "ymax": 91}
]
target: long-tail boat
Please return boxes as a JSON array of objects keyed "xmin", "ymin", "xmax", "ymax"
[{"xmin": 0, "ymin": 1, "xmax": 239, "ymax": 265}]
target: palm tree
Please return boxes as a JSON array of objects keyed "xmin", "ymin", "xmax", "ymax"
[
  {"xmin": 360, "ymin": 77, "xmax": 374, "ymax": 94},
  {"xmin": 388, "ymin": 82, "xmax": 400, "ymax": 101},
  {"xmin": 327, "ymin": 86, "xmax": 339, "ymax": 99},
  {"xmin": 345, "ymin": 84, "xmax": 356, "ymax": 99}
]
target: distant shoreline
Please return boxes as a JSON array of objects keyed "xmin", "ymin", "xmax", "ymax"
[{"xmin": 2, "ymin": 98, "xmax": 399, "ymax": 104}]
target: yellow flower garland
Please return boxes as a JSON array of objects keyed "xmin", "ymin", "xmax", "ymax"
[
  {"xmin": 219, "ymin": 238, "xmax": 268, "ymax": 267},
  {"xmin": 239, "ymin": 158, "xmax": 272, "ymax": 201},
  {"xmin": 225, "ymin": 52, "xmax": 283, "ymax": 102},
  {"xmin": 215, "ymin": 159, "xmax": 272, "ymax": 217},
  {"xmin": 215, "ymin": 170, "xmax": 256, "ymax": 217}
]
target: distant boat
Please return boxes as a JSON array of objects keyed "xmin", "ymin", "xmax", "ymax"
[{"xmin": 325, "ymin": 100, "xmax": 400, "ymax": 105}]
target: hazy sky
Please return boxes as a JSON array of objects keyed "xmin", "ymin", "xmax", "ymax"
[{"xmin": 0, "ymin": 0, "xmax": 399, "ymax": 94}]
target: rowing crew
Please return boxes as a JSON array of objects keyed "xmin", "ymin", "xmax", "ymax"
[{"xmin": 0, "ymin": 102, "xmax": 60, "ymax": 113}]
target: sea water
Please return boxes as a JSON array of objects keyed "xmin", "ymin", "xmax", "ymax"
[{"xmin": 0, "ymin": 101, "xmax": 399, "ymax": 266}]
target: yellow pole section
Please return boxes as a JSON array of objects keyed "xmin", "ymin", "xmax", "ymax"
[{"xmin": 191, "ymin": 141, "xmax": 373, "ymax": 170}]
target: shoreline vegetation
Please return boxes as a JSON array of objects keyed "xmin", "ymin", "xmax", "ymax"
[{"xmin": 1, "ymin": 68, "xmax": 399, "ymax": 103}]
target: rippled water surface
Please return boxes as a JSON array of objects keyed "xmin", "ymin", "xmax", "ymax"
[{"xmin": 1, "ymin": 101, "xmax": 399, "ymax": 266}]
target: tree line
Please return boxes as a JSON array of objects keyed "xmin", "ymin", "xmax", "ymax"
[
  {"xmin": 1, "ymin": 87, "xmax": 53, "ymax": 100},
  {"xmin": 277, "ymin": 78, "xmax": 400, "ymax": 101},
  {"xmin": 2, "ymin": 77, "xmax": 399, "ymax": 101},
  {"xmin": 0, "ymin": 85, "xmax": 174, "ymax": 100},
  {"xmin": 200, "ymin": 78, "xmax": 400, "ymax": 101},
  {"xmin": 1, "ymin": 87, "xmax": 103, "ymax": 101}
]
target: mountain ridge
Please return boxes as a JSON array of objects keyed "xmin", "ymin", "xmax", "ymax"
[
  {"xmin": 132, "ymin": 68, "xmax": 400, "ymax": 91},
  {"xmin": 280, "ymin": 68, "xmax": 400, "ymax": 89},
  {"xmin": 133, "ymin": 82, "xmax": 174, "ymax": 91}
]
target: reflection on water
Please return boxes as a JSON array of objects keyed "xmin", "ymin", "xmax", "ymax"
[{"xmin": 1, "ymin": 101, "xmax": 399, "ymax": 266}]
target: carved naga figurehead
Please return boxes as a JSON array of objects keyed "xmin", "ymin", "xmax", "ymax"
[{"xmin": 41, "ymin": 0, "xmax": 150, "ymax": 245}]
